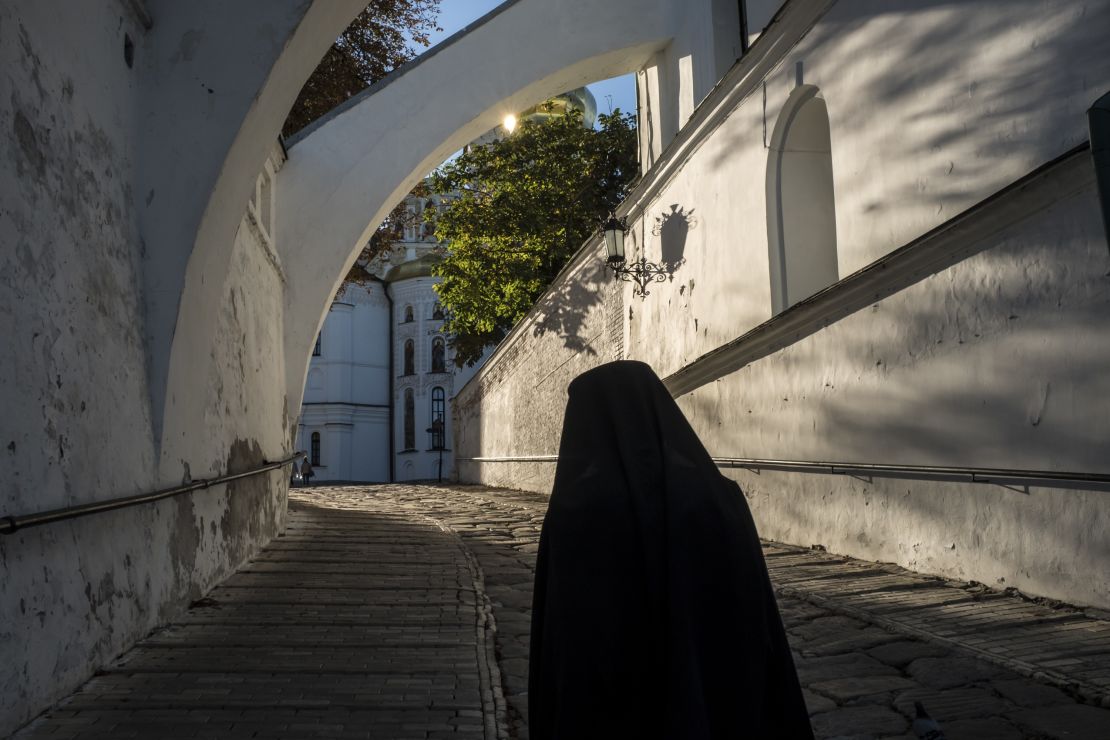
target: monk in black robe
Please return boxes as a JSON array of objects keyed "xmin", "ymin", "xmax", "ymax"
[{"xmin": 528, "ymin": 360, "xmax": 813, "ymax": 739}]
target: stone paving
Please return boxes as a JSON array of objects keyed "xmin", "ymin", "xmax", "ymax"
[{"xmin": 17, "ymin": 483, "xmax": 1110, "ymax": 740}]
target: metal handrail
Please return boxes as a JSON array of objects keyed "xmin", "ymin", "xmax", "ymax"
[
  {"xmin": 712, "ymin": 457, "xmax": 1110, "ymax": 486},
  {"xmin": 457, "ymin": 455, "xmax": 1110, "ymax": 488},
  {"xmin": 0, "ymin": 454, "xmax": 301, "ymax": 535}
]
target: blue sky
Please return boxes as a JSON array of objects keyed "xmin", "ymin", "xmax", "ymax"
[{"xmin": 418, "ymin": 1, "xmax": 637, "ymax": 120}]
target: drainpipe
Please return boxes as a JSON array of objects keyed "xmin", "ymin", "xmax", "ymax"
[
  {"xmin": 1089, "ymin": 90, "xmax": 1110, "ymax": 254},
  {"xmin": 369, "ymin": 274, "xmax": 395, "ymax": 482}
]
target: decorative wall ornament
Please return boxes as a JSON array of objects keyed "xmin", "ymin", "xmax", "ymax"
[{"xmin": 601, "ymin": 214, "xmax": 672, "ymax": 298}]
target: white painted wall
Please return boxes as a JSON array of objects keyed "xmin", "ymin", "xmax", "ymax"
[
  {"xmin": 0, "ymin": 1, "xmax": 363, "ymax": 731},
  {"xmin": 9, "ymin": 0, "xmax": 1103, "ymax": 732},
  {"xmin": 455, "ymin": 0, "xmax": 1110, "ymax": 609},
  {"xmin": 296, "ymin": 284, "xmax": 391, "ymax": 482}
]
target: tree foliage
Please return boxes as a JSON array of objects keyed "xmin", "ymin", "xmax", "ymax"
[
  {"xmin": 283, "ymin": 0, "xmax": 441, "ymax": 138},
  {"xmin": 285, "ymin": 1, "xmax": 441, "ymax": 288},
  {"xmin": 428, "ymin": 108, "xmax": 639, "ymax": 366},
  {"xmin": 343, "ymin": 181, "xmax": 432, "ymax": 290}
]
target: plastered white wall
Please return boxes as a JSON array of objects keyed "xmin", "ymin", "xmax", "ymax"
[
  {"xmin": 296, "ymin": 284, "xmax": 391, "ymax": 482},
  {"xmin": 455, "ymin": 0, "xmax": 1110, "ymax": 609},
  {"xmin": 0, "ymin": 2, "xmax": 318, "ymax": 732}
]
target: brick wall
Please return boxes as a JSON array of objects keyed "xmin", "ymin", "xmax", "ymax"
[{"xmin": 454, "ymin": 242, "xmax": 621, "ymax": 493}]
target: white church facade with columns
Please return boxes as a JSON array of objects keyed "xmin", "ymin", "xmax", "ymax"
[
  {"xmin": 294, "ymin": 195, "xmax": 475, "ymax": 483},
  {"xmin": 294, "ymin": 88, "xmax": 596, "ymax": 483}
]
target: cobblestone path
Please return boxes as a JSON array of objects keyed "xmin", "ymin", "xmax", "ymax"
[
  {"xmin": 18, "ymin": 489, "xmax": 504, "ymax": 740},
  {"xmin": 19, "ymin": 484, "xmax": 1110, "ymax": 740}
]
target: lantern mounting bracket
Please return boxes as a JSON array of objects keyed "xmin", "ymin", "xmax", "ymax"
[
  {"xmin": 608, "ymin": 257, "xmax": 670, "ymax": 298},
  {"xmin": 600, "ymin": 213, "xmax": 669, "ymax": 298}
]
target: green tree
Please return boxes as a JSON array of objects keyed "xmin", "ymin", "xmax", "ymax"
[
  {"xmin": 285, "ymin": 1, "xmax": 441, "ymax": 288},
  {"xmin": 283, "ymin": 0, "xmax": 442, "ymax": 138},
  {"xmin": 429, "ymin": 108, "xmax": 638, "ymax": 366}
]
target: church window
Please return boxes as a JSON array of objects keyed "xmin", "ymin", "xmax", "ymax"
[
  {"xmin": 310, "ymin": 432, "xmax": 321, "ymax": 466},
  {"xmin": 404, "ymin": 340, "xmax": 415, "ymax": 375},
  {"xmin": 432, "ymin": 303, "xmax": 445, "ymax": 320},
  {"xmin": 431, "ymin": 337, "xmax": 445, "ymax": 373},
  {"xmin": 313, "ymin": 334, "xmax": 321, "ymax": 356},
  {"xmin": 430, "ymin": 387, "xmax": 446, "ymax": 449},
  {"xmin": 765, "ymin": 85, "xmax": 838, "ymax": 314},
  {"xmin": 404, "ymin": 305, "xmax": 414, "ymax": 323},
  {"xmin": 403, "ymin": 389, "xmax": 415, "ymax": 450}
]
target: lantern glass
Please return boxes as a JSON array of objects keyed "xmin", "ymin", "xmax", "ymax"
[{"xmin": 603, "ymin": 216, "xmax": 625, "ymax": 263}]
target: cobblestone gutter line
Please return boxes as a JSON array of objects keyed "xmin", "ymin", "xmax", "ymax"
[{"xmin": 423, "ymin": 510, "xmax": 512, "ymax": 740}]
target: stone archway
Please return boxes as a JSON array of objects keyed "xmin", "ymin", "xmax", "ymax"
[{"xmin": 272, "ymin": 0, "xmax": 679, "ymax": 417}]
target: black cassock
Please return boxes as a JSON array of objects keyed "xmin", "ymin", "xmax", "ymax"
[{"xmin": 528, "ymin": 361, "xmax": 813, "ymax": 739}]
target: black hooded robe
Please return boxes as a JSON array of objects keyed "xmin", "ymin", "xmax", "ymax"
[{"xmin": 528, "ymin": 360, "xmax": 813, "ymax": 740}]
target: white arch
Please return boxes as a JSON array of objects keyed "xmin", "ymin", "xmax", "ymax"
[
  {"xmin": 151, "ymin": 0, "xmax": 367, "ymax": 476},
  {"xmin": 275, "ymin": 0, "xmax": 679, "ymax": 411},
  {"xmin": 765, "ymin": 84, "xmax": 839, "ymax": 314}
]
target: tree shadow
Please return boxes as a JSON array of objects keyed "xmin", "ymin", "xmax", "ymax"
[
  {"xmin": 708, "ymin": 0, "xmax": 1102, "ymax": 237},
  {"xmin": 677, "ymin": 194, "xmax": 1110, "ymax": 593},
  {"xmin": 529, "ymin": 248, "xmax": 612, "ymax": 356}
]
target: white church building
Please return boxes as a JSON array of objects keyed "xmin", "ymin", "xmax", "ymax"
[
  {"xmin": 294, "ymin": 89, "xmax": 596, "ymax": 483},
  {"xmin": 295, "ymin": 202, "xmax": 465, "ymax": 483}
]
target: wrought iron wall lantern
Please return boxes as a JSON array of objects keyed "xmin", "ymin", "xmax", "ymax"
[{"xmin": 602, "ymin": 214, "xmax": 669, "ymax": 298}]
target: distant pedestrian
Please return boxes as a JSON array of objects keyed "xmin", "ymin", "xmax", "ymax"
[
  {"xmin": 300, "ymin": 458, "xmax": 313, "ymax": 486},
  {"xmin": 529, "ymin": 360, "xmax": 813, "ymax": 739}
]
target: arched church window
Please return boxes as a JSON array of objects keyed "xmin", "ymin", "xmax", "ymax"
[
  {"xmin": 311, "ymin": 432, "xmax": 321, "ymax": 466},
  {"xmin": 432, "ymin": 303, "xmax": 445, "ymax": 320},
  {"xmin": 403, "ymin": 305, "xmax": 414, "ymax": 323},
  {"xmin": 403, "ymin": 340, "xmax": 415, "ymax": 375},
  {"xmin": 765, "ymin": 85, "xmax": 839, "ymax": 314},
  {"xmin": 403, "ymin": 389, "xmax": 415, "ymax": 451},
  {"xmin": 431, "ymin": 337, "xmax": 445, "ymax": 373},
  {"xmin": 430, "ymin": 387, "xmax": 446, "ymax": 449}
]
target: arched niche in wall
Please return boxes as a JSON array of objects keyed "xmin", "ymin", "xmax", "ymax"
[
  {"xmin": 403, "ymin": 339, "xmax": 415, "ymax": 376},
  {"xmin": 431, "ymin": 337, "xmax": 446, "ymax": 373},
  {"xmin": 765, "ymin": 84, "xmax": 839, "ymax": 314},
  {"xmin": 307, "ymin": 368, "xmax": 324, "ymax": 391}
]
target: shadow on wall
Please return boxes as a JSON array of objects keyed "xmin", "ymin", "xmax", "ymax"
[
  {"xmin": 687, "ymin": 205, "xmax": 1110, "ymax": 471},
  {"xmin": 710, "ymin": 0, "xmax": 1100, "ymax": 218},
  {"xmin": 530, "ymin": 257, "xmax": 609, "ymax": 354},
  {"xmin": 526, "ymin": 204, "xmax": 697, "ymax": 355},
  {"xmin": 680, "ymin": 197, "xmax": 1110, "ymax": 585},
  {"xmin": 653, "ymin": 203, "xmax": 695, "ymax": 271}
]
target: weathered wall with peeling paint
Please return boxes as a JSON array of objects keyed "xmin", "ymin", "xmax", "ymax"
[
  {"xmin": 0, "ymin": 3, "xmax": 293, "ymax": 733},
  {"xmin": 0, "ymin": 0, "xmax": 698, "ymax": 731},
  {"xmin": 455, "ymin": 0, "xmax": 1110, "ymax": 610}
]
